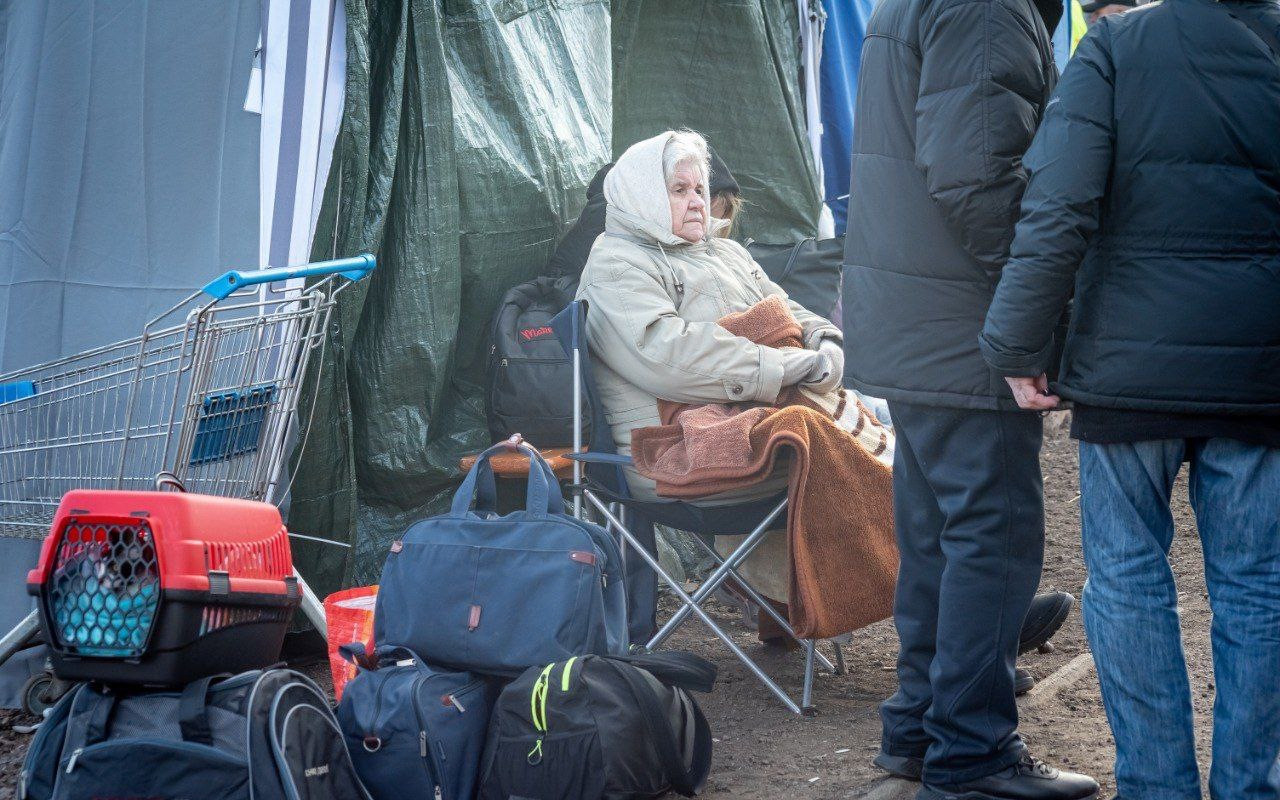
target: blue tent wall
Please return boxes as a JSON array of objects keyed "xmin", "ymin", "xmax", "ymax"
[
  {"xmin": 818, "ymin": 0, "xmax": 1075, "ymax": 237},
  {"xmin": 818, "ymin": 0, "xmax": 874, "ymax": 237}
]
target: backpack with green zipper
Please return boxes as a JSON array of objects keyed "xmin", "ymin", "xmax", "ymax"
[{"xmin": 478, "ymin": 651, "xmax": 716, "ymax": 800}]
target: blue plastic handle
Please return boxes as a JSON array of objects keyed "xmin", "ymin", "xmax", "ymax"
[{"xmin": 201, "ymin": 254, "xmax": 376, "ymax": 300}]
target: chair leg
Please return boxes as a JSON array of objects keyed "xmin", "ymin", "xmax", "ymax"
[
  {"xmin": 801, "ymin": 640, "xmax": 817, "ymax": 715},
  {"xmin": 832, "ymin": 640, "xmax": 847, "ymax": 676},
  {"xmin": 648, "ymin": 499, "xmax": 788, "ymax": 649},
  {"xmin": 681, "ymin": 531, "xmax": 837, "ymax": 673},
  {"xmin": 585, "ymin": 491, "xmax": 805, "ymax": 715}
]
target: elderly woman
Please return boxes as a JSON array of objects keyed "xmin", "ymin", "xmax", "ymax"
[
  {"xmin": 547, "ymin": 146, "xmax": 743, "ymax": 278},
  {"xmin": 577, "ymin": 130, "xmax": 844, "ymax": 640},
  {"xmin": 577, "ymin": 130, "xmax": 843, "ymax": 501}
]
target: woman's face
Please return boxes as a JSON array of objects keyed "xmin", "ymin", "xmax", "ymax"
[{"xmin": 667, "ymin": 163, "xmax": 707, "ymax": 243}]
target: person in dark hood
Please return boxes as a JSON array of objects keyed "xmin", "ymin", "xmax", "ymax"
[
  {"xmin": 546, "ymin": 147, "xmax": 741, "ymax": 279},
  {"xmin": 842, "ymin": 0, "xmax": 1100, "ymax": 796}
]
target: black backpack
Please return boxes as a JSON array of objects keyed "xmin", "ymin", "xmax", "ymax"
[
  {"xmin": 479, "ymin": 652, "xmax": 715, "ymax": 800},
  {"xmin": 19, "ymin": 669, "xmax": 370, "ymax": 800},
  {"xmin": 486, "ymin": 275, "xmax": 581, "ymax": 446},
  {"xmin": 746, "ymin": 236, "xmax": 843, "ymax": 321}
]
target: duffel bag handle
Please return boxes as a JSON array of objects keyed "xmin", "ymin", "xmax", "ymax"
[
  {"xmin": 615, "ymin": 664, "xmax": 713, "ymax": 797},
  {"xmin": 179, "ymin": 674, "xmax": 231, "ymax": 746},
  {"xmin": 338, "ymin": 641, "xmax": 377, "ymax": 669},
  {"xmin": 450, "ymin": 436, "xmax": 565, "ymax": 518},
  {"xmin": 610, "ymin": 650, "xmax": 717, "ymax": 693},
  {"xmin": 337, "ymin": 642, "xmax": 424, "ymax": 669}
]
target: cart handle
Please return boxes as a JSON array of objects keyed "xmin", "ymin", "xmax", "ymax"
[{"xmin": 201, "ymin": 254, "xmax": 376, "ymax": 300}]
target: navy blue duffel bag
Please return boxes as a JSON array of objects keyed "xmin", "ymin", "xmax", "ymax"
[
  {"xmin": 336, "ymin": 644, "xmax": 495, "ymax": 800},
  {"xmin": 374, "ymin": 441, "xmax": 628, "ymax": 676}
]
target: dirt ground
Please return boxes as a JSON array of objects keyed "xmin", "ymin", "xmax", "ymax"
[{"xmin": 0, "ymin": 417, "xmax": 1218, "ymax": 799}]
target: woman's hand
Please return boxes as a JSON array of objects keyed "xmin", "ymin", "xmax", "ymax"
[
  {"xmin": 803, "ymin": 340, "xmax": 844, "ymax": 395},
  {"xmin": 780, "ymin": 347, "xmax": 821, "ymax": 387},
  {"xmin": 815, "ymin": 338, "xmax": 844, "ymax": 389}
]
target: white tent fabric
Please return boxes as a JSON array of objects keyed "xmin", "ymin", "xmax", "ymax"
[
  {"xmin": 249, "ymin": 0, "xmax": 347, "ymax": 271},
  {"xmin": 797, "ymin": 0, "xmax": 835, "ymax": 238}
]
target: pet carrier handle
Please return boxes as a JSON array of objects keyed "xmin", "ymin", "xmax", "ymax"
[
  {"xmin": 450, "ymin": 439, "xmax": 565, "ymax": 518},
  {"xmin": 201, "ymin": 254, "xmax": 377, "ymax": 300}
]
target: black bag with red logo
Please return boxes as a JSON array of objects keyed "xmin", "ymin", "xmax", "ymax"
[{"xmin": 486, "ymin": 275, "xmax": 582, "ymax": 446}]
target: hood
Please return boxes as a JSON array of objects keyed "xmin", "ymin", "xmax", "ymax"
[{"xmin": 605, "ymin": 132, "xmax": 714, "ymax": 247}]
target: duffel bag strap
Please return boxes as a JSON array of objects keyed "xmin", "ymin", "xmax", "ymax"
[
  {"xmin": 614, "ymin": 664, "xmax": 713, "ymax": 797},
  {"xmin": 337, "ymin": 641, "xmax": 377, "ymax": 669},
  {"xmin": 178, "ymin": 674, "xmax": 229, "ymax": 746},
  {"xmin": 610, "ymin": 651, "xmax": 717, "ymax": 694},
  {"xmin": 80, "ymin": 689, "xmax": 119, "ymax": 747}
]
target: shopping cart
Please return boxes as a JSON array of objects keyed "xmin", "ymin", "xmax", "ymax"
[{"xmin": 0, "ymin": 255, "xmax": 375, "ymax": 709}]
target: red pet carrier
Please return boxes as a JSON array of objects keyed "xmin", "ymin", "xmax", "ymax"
[{"xmin": 26, "ymin": 490, "xmax": 299, "ymax": 685}]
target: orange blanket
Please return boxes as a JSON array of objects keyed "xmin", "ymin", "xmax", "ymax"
[{"xmin": 630, "ymin": 298, "xmax": 897, "ymax": 639}]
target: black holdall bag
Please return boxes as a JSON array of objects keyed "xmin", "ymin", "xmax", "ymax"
[
  {"xmin": 19, "ymin": 669, "xmax": 371, "ymax": 800},
  {"xmin": 479, "ymin": 651, "xmax": 716, "ymax": 800},
  {"xmin": 486, "ymin": 274, "xmax": 582, "ymax": 446},
  {"xmin": 746, "ymin": 236, "xmax": 843, "ymax": 321}
]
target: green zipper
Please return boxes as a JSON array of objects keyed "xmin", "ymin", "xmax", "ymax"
[
  {"xmin": 527, "ymin": 663, "xmax": 556, "ymax": 764},
  {"xmin": 560, "ymin": 657, "xmax": 578, "ymax": 692}
]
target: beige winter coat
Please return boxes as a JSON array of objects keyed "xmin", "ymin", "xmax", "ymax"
[{"xmin": 576, "ymin": 133, "xmax": 840, "ymax": 501}]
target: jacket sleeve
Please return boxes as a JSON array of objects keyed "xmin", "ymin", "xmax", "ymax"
[
  {"xmin": 579, "ymin": 258, "xmax": 787, "ymax": 405},
  {"xmin": 980, "ymin": 27, "xmax": 1116, "ymax": 376},
  {"xmin": 721, "ymin": 239, "xmax": 842, "ymax": 348},
  {"xmin": 914, "ymin": 0, "xmax": 1048, "ymax": 277},
  {"xmin": 751, "ymin": 265, "xmax": 842, "ymax": 348}
]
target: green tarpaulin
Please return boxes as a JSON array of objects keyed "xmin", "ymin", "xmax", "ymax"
[
  {"xmin": 290, "ymin": 0, "xmax": 612, "ymax": 592},
  {"xmin": 613, "ymin": 0, "xmax": 821, "ymax": 243},
  {"xmin": 289, "ymin": 0, "xmax": 819, "ymax": 592}
]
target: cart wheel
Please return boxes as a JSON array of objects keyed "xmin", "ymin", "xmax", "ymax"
[{"xmin": 20, "ymin": 673, "xmax": 66, "ymax": 717}]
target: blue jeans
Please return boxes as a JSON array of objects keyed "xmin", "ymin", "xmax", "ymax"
[{"xmin": 1080, "ymin": 438, "xmax": 1280, "ymax": 800}]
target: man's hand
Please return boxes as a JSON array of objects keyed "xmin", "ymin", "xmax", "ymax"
[{"xmin": 1005, "ymin": 374, "xmax": 1060, "ymax": 411}]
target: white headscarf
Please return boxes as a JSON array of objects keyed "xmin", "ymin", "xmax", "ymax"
[{"xmin": 603, "ymin": 132, "xmax": 716, "ymax": 247}]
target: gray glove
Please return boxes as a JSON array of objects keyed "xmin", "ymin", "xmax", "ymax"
[
  {"xmin": 780, "ymin": 348, "xmax": 821, "ymax": 388},
  {"xmin": 803, "ymin": 338, "xmax": 844, "ymax": 394}
]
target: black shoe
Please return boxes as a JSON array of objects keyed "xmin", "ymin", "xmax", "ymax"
[
  {"xmin": 874, "ymin": 750, "xmax": 924, "ymax": 781},
  {"xmin": 918, "ymin": 754, "xmax": 1099, "ymax": 800},
  {"xmin": 1019, "ymin": 592, "xmax": 1073, "ymax": 655},
  {"xmin": 1014, "ymin": 667, "xmax": 1035, "ymax": 696}
]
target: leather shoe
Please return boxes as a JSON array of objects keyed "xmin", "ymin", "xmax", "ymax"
[
  {"xmin": 1019, "ymin": 592, "xmax": 1073, "ymax": 655},
  {"xmin": 917, "ymin": 753, "xmax": 1099, "ymax": 800},
  {"xmin": 874, "ymin": 750, "xmax": 923, "ymax": 781},
  {"xmin": 1014, "ymin": 667, "xmax": 1035, "ymax": 696}
]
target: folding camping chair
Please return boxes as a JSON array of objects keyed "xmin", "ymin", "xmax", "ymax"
[{"xmin": 550, "ymin": 301, "xmax": 846, "ymax": 715}]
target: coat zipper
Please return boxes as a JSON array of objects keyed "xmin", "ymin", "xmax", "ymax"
[
  {"xmin": 365, "ymin": 668, "xmax": 395, "ymax": 745},
  {"xmin": 64, "ymin": 747, "xmax": 82, "ymax": 774}
]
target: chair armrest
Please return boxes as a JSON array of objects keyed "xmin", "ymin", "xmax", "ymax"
[{"xmin": 564, "ymin": 452, "xmax": 634, "ymax": 467}]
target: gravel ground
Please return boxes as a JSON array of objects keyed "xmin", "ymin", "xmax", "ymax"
[{"xmin": 0, "ymin": 417, "xmax": 1218, "ymax": 799}]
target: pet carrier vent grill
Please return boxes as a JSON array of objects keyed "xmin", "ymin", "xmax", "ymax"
[{"xmin": 48, "ymin": 521, "xmax": 160, "ymax": 658}]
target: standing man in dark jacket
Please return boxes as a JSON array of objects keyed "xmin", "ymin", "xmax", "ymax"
[
  {"xmin": 843, "ymin": 0, "xmax": 1100, "ymax": 797},
  {"xmin": 982, "ymin": 3, "xmax": 1280, "ymax": 798}
]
